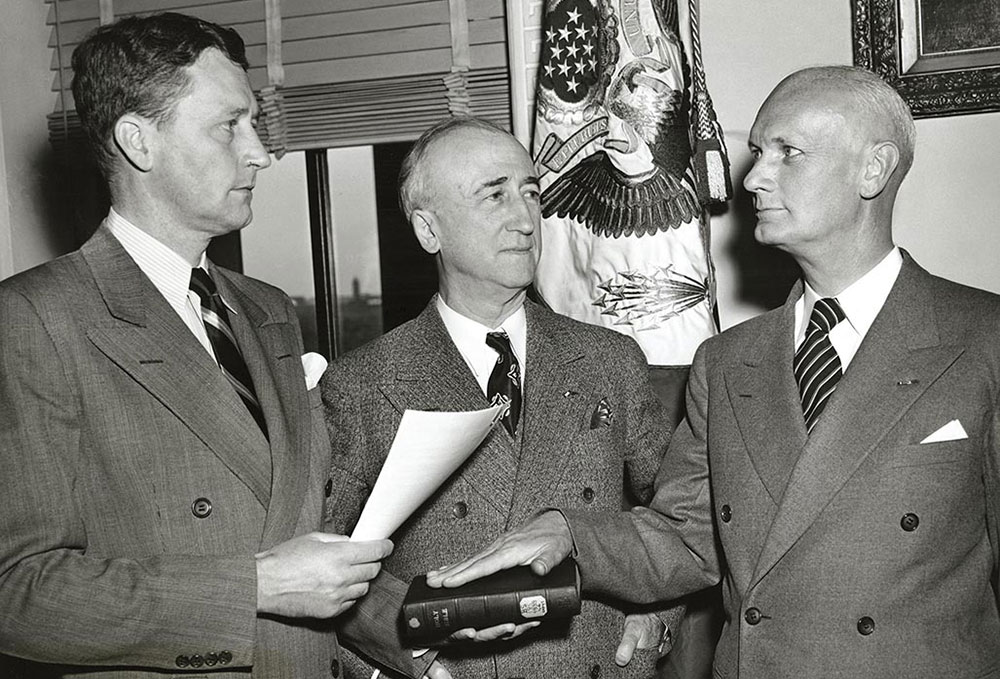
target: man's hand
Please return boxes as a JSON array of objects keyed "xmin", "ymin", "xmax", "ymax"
[
  {"xmin": 615, "ymin": 613, "xmax": 665, "ymax": 667},
  {"xmin": 255, "ymin": 532, "xmax": 392, "ymax": 618},
  {"xmin": 449, "ymin": 620, "xmax": 540, "ymax": 642},
  {"xmin": 426, "ymin": 510, "xmax": 572, "ymax": 588}
]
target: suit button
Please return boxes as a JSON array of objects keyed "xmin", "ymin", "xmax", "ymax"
[
  {"xmin": 582, "ymin": 487, "xmax": 596, "ymax": 503},
  {"xmin": 219, "ymin": 650, "xmax": 233, "ymax": 665},
  {"xmin": 452, "ymin": 501, "xmax": 468, "ymax": 518},
  {"xmin": 857, "ymin": 616, "xmax": 875, "ymax": 635},
  {"xmin": 325, "ymin": 478, "xmax": 334, "ymax": 497},
  {"xmin": 189, "ymin": 654, "xmax": 204, "ymax": 668},
  {"xmin": 175, "ymin": 655, "xmax": 190, "ymax": 668},
  {"xmin": 330, "ymin": 658, "xmax": 341, "ymax": 676},
  {"xmin": 900, "ymin": 513, "xmax": 919, "ymax": 531},
  {"xmin": 204, "ymin": 652, "xmax": 218, "ymax": 666},
  {"xmin": 744, "ymin": 607, "xmax": 762, "ymax": 625},
  {"xmin": 191, "ymin": 497, "xmax": 212, "ymax": 518},
  {"xmin": 720, "ymin": 504, "xmax": 732, "ymax": 523},
  {"xmin": 590, "ymin": 663, "xmax": 601, "ymax": 678}
]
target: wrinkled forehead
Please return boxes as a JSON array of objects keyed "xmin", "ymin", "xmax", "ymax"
[{"xmin": 424, "ymin": 128, "xmax": 532, "ymax": 186}]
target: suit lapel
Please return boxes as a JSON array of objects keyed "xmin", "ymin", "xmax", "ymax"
[
  {"xmin": 750, "ymin": 258, "xmax": 964, "ymax": 588},
  {"xmin": 214, "ymin": 268, "xmax": 310, "ymax": 548},
  {"xmin": 377, "ymin": 300, "xmax": 516, "ymax": 513},
  {"xmin": 724, "ymin": 289, "xmax": 807, "ymax": 504},
  {"xmin": 81, "ymin": 229, "xmax": 271, "ymax": 507},
  {"xmin": 508, "ymin": 303, "xmax": 589, "ymax": 527}
]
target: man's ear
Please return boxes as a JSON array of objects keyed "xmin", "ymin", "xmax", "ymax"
[
  {"xmin": 112, "ymin": 114, "xmax": 155, "ymax": 172},
  {"xmin": 411, "ymin": 208, "xmax": 440, "ymax": 255},
  {"xmin": 860, "ymin": 141, "xmax": 900, "ymax": 199}
]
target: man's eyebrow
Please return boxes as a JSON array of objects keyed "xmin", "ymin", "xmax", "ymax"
[
  {"xmin": 522, "ymin": 175, "xmax": 540, "ymax": 186},
  {"xmin": 477, "ymin": 176, "xmax": 509, "ymax": 191}
]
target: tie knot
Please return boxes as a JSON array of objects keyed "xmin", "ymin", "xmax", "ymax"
[
  {"xmin": 485, "ymin": 331, "xmax": 513, "ymax": 357},
  {"xmin": 189, "ymin": 267, "xmax": 218, "ymax": 300},
  {"xmin": 808, "ymin": 297, "xmax": 845, "ymax": 335}
]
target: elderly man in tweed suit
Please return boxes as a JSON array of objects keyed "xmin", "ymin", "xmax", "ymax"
[{"xmin": 322, "ymin": 117, "xmax": 683, "ymax": 679}]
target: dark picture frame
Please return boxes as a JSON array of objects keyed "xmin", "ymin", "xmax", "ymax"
[{"xmin": 852, "ymin": 0, "xmax": 1000, "ymax": 117}]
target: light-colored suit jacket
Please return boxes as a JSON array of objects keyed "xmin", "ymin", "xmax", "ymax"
[
  {"xmin": 566, "ymin": 253, "xmax": 1000, "ymax": 678},
  {"xmin": 323, "ymin": 298, "xmax": 681, "ymax": 679},
  {"xmin": 0, "ymin": 225, "xmax": 385, "ymax": 678}
]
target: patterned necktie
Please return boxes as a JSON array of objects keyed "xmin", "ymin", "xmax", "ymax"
[
  {"xmin": 794, "ymin": 297, "xmax": 846, "ymax": 433},
  {"xmin": 486, "ymin": 331, "xmax": 522, "ymax": 437},
  {"xmin": 189, "ymin": 268, "xmax": 268, "ymax": 439}
]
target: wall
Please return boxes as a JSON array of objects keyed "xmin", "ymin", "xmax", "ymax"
[
  {"xmin": 701, "ymin": 0, "xmax": 1000, "ymax": 329},
  {"xmin": 0, "ymin": 0, "xmax": 72, "ymax": 278}
]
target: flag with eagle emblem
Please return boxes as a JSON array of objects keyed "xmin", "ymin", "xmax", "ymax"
[{"xmin": 531, "ymin": 0, "xmax": 723, "ymax": 366}]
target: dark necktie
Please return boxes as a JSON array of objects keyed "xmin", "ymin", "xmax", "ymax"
[
  {"xmin": 486, "ymin": 331, "xmax": 522, "ymax": 437},
  {"xmin": 189, "ymin": 268, "xmax": 268, "ymax": 439},
  {"xmin": 794, "ymin": 297, "xmax": 846, "ymax": 433}
]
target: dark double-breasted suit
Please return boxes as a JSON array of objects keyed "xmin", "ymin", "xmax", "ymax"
[
  {"xmin": 0, "ymin": 225, "xmax": 398, "ymax": 677},
  {"xmin": 323, "ymin": 298, "xmax": 681, "ymax": 679},
  {"xmin": 566, "ymin": 253, "xmax": 1000, "ymax": 678}
]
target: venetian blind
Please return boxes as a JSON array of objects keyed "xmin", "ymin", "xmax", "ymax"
[{"xmin": 47, "ymin": 0, "xmax": 512, "ymax": 154}]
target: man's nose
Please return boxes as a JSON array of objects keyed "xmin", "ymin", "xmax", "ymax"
[
  {"xmin": 743, "ymin": 158, "xmax": 770, "ymax": 193},
  {"xmin": 508, "ymin": 197, "xmax": 538, "ymax": 234},
  {"xmin": 246, "ymin": 128, "xmax": 272, "ymax": 170}
]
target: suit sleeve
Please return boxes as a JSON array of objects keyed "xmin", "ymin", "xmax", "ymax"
[
  {"xmin": 0, "ymin": 286, "xmax": 258, "ymax": 668},
  {"xmin": 321, "ymin": 364, "xmax": 437, "ymax": 679},
  {"xmin": 563, "ymin": 340, "xmax": 721, "ymax": 603}
]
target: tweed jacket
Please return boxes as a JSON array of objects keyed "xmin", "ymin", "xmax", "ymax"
[
  {"xmin": 0, "ymin": 225, "xmax": 401, "ymax": 678},
  {"xmin": 565, "ymin": 253, "xmax": 1000, "ymax": 678},
  {"xmin": 323, "ymin": 298, "xmax": 681, "ymax": 679}
]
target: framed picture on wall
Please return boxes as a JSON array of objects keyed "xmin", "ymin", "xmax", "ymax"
[{"xmin": 852, "ymin": 0, "xmax": 1000, "ymax": 117}]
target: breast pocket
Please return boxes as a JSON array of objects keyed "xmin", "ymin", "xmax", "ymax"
[{"xmin": 885, "ymin": 439, "xmax": 971, "ymax": 469}]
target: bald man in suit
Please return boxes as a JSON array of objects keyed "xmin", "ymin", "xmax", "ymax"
[{"xmin": 429, "ymin": 66, "xmax": 1000, "ymax": 678}]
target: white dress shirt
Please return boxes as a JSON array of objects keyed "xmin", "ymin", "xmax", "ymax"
[
  {"xmin": 436, "ymin": 295, "xmax": 527, "ymax": 397},
  {"xmin": 105, "ymin": 208, "xmax": 217, "ymax": 360},
  {"xmin": 794, "ymin": 247, "xmax": 903, "ymax": 371}
]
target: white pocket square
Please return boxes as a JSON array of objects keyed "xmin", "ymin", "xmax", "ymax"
[
  {"xmin": 920, "ymin": 419, "xmax": 968, "ymax": 444},
  {"xmin": 301, "ymin": 352, "xmax": 328, "ymax": 391}
]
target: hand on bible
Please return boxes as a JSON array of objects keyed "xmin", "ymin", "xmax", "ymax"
[{"xmin": 425, "ymin": 510, "xmax": 573, "ymax": 588}]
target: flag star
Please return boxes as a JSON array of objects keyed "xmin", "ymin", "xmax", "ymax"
[
  {"xmin": 588, "ymin": 58, "xmax": 597, "ymax": 70},
  {"xmin": 546, "ymin": 27, "xmax": 556, "ymax": 42},
  {"xmin": 566, "ymin": 42, "xmax": 579, "ymax": 58},
  {"xmin": 576, "ymin": 25, "xmax": 588, "ymax": 40},
  {"xmin": 566, "ymin": 77, "xmax": 579, "ymax": 93},
  {"xmin": 567, "ymin": 8, "xmax": 581, "ymax": 23},
  {"xmin": 544, "ymin": 63, "xmax": 555, "ymax": 78},
  {"xmin": 558, "ymin": 26, "xmax": 572, "ymax": 42},
  {"xmin": 558, "ymin": 61, "xmax": 571, "ymax": 76},
  {"xmin": 574, "ymin": 61, "xmax": 586, "ymax": 74},
  {"xmin": 583, "ymin": 42, "xmax": 594, "ymax": 55},
  {"xmin": 550, "ymin": 44, "xmax": 564, "ymax": 59}
]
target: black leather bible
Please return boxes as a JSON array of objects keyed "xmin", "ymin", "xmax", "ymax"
[{"xmin": 400, "ymin": 558, "xmax": 581, "ymax": 646}]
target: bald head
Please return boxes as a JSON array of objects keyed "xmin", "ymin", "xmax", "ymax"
[{"xmin": 767, "ymin": 66, "xmax": 916, "ymax": 184}]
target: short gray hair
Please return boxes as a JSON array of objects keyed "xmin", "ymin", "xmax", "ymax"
[
  {"xmin": 778, "ymin": 65, "xmax": 916, "ymax": 179},
  {"xmin": 398, "ymin": 116, "xmax": 510, "ymax": 219}
]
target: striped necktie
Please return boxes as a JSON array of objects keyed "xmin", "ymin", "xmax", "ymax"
[
  {"xmin": 794, "ymin": 297, "xmax": 846, "ymax": 433},
  {"xmin": 189, "ymin": 268, "xmax": 268, "ymax": 439},
  {"xmin": 486, "ymin": 331, "xmax": 522, "ymax": 437}
]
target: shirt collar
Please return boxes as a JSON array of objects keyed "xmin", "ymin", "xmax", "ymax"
[
  {"xmin": 436, "ymin": 295, "xmax": 527, "ymax": 368},
  {"xmin": 797, "ymin": 246, "xmax": 902, "ymax": 343},
  {"xmin": 105, "ymin": 208, "xmax": 207, "ymax": 311}
]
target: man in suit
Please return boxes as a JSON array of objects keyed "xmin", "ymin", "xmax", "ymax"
[
  {"xmin": 322, "ymin": 116, "xmax": 684, "ymax": 679},
  {"xmin": 0, "ymin": 13, "xmax": 417, "ymax": 678},
  {"xmin": 428, "ymin": 66, "xmax": 1000, "ymax": 678}
]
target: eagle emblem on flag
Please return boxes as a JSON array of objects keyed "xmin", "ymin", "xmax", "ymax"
[{"xmin": 529, "ymin": 0, "xmax": 721, "ymax": 365}]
